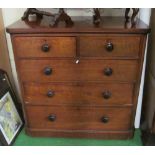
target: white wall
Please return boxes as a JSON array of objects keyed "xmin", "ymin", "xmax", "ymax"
[
  {"xmin": 2, "ymin": 8, "xmax": 151, "ymax": 128},
  {"xmin": 2, "ymin": 8, "xmax": 25, "ymax": 100}
]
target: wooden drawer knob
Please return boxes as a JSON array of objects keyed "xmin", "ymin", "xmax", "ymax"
[
  {"xmin": 44, "ymin": 67, "xmax": 52, "ymax": 75},
  {"xmin": 101, "ymin": 116, "xmax": 109, "ymax": 123},
  {"xmin": 104, "ymin": 68, "xmax": 113, "ymax": 76},
  {"xmin": 47, "ymin": 90, "xmax": 55, "ymax": 97},
  {"xmin": 48, "ymin": 114, "xmax": 56, "ymax": 121},
  {"xmin": 102, "ymin": 91, "xmax": 111, "ymax": 99},
  {"xmin": 105, "ymin": 42, "xmax": 114, "ymax": 52},
  {"xmin": 42, "ymin": 44, "xmax": 50, "ymax": 52}
]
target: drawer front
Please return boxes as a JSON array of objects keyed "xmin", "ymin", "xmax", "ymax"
[
  {"xmin": 79, "ymin": 36, "xmax": 141, "ymax": 57},
  {"xmin": 23, "ymin": 83, "xmax": 133, "ymax": 106},
  {"xmin": 26, "ymin": 106, "xmax": 132, "ymax": 131},
  {"xmin": 19, "ymin": 59, "xmax": 138, "ymax": 82},
  {"xmin": 13, "ymin": 37, "xmax": 76, "ymax": 58}
]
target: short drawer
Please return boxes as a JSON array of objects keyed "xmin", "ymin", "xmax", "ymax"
[
  {"xmin": 23, "ymin": 82, "xmax": 134, "ymax": 106},
  {"xmin": 79, "ymin": 36, "xmax": 141, "ymax": 57},
  {"xmin": 18, "ymin": 59, "xmax": 138, "ymax": 82},
  {"xmin": 13, "ymin": 37, "xmax": 76, "ymax": 58},
  {"xmin": 26, "ymin": 106, "xmax": 132, "ymax": 131}
]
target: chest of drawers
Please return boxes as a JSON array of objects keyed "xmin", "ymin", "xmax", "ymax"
[{"xmin": 7, "ymin": 16, "xmax": 149, "ymax": 139}]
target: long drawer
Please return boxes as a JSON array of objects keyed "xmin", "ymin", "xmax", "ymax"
[
  {"xmin": 23, "ymin": 82, "xmax": 134, "ymax": 106},
  {"xmin": 13, "ymin": 37, "xmax": 76, "ymax": 58},
  {"xmin": 18, "ymin": 59, "xmax": 138, "ymax": 82},
  {"xmin": 79, "ymin": 36, "xmax": 141, "ymax": 57},
  {"xmin": 26, "ymin": 106, "xmax": 132, "ymax": 131}
]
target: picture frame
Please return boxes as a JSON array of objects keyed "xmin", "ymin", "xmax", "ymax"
[
  {"xmin": 0, "ymin": 69, "xmax": 24, "ymax": 146},
  {"xmin": 0, "ymin": 92, "xmax": 23, "ymax": 145}
]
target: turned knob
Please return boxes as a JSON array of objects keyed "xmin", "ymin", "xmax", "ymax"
[
  {"xmin": 101, "ymin": 116, "xmax": 109, "ymax": 123},
  {"xmin": 48, "ymin": 114, "xmax": 56, "ymax": 121},
  {"xmin": 44, "ymin": 67, "xmax": 52, "ymax": 75},
  {"xmin": 102, "ymin": 91, "xmax": 111, "ymax": 99},
  {"xmin": 105, "ymin": 42, "xmax": 114, "ymax": 52},
  {"xmin": 104, "ymin": 68, "xmax": 113, "ymax": 76},
  {"xmin": 47, "ymin": 90, "xmax": 55, "ymax": 97},
  {"xmin": 42, "ymin": 44, "xmax": 50, "ymax": 52}
]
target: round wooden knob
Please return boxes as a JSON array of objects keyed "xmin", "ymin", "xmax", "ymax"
[
  {"xmin": 44, "ymin": 67, "xmax": 52, "ymax": 75},
  {"xmin": 101, "ymin": 116, "xmax": 109, "ymax": 123},
  {"xmin": 47, "ymin": 90, "xmax": 55, "ymax": 97},
  {"xmin": 48, "ymin": 114, "xmax": 56, "ymax": 121},
  {"xmin": 102, "ymin": 91, "xmax": 111, "ymax": 99},
  {"xmin": 105, "ymin": 42, "xmax": 113, "ymax": 52},
  {"xmin": 42, "ymin": 44, "xmax": 50, "ymax": 52},
  {"xmin": 104, "ymin": 68, "xmax": 113, "ymax": 76}
]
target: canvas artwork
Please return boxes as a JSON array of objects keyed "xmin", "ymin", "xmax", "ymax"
[{"xmin": 0, "ymin": 92, "xmax": 22, "ymax": 145}]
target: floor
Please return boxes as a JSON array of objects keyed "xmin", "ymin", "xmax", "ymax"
[{"xmin": 13, "ymin": 129, "xmax": 142, "ymax": 146}]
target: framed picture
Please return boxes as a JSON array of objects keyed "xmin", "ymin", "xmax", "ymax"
[{"xmin": 0, "ymin": 92, "xmax": 23, "ymax": 145}]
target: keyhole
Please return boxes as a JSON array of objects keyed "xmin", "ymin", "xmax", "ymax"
[{"xmin": 76, "ymin": 59, "xmax": 80, "ymax": 64}]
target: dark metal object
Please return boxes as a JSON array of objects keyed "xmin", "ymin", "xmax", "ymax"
[
  {"xmin": 125, "ymin": 8, "xmax": 139, "ymax": 25},
  {"xmin": 48, "ymin": 114, "xmax": 56, "ymax": 121},
  {"xmin": 22, "ymin": 8, "xmax": 102, "ymax": 27},
  {"xmin": 102, "ymin": 91, "xmax": 112, "ymax": 99},
  {"xmin": 104, "ymin": 68, "xmax": 113, "ymax": 76},
  {"xmin": 42, "ymin": 44, "xmax": 50, "ymax": 52},
  {"xmin": 101, "ymin": 116, "xmax": 109, "ymax": 123},
  {"xmin": 44, "ymin": 67, "xmax": 52, "ymax": 75},
  {"xmin": 47, "ymin": 90, "xmax": 55, "ymax": 97},
  {"xmin": 22, "ymin": 8, "xmax": 54, "ymax": 20},
  {"xmin": 93, "ymin": 8, "xmax": 101, "ymax": 25},
  {"xmin": 105, "ymin": 42, "xmax": 114, "ymax": 52},
  {"xmin": 50, "ymin": 8, "xmax": 74, "ymax": 27}
]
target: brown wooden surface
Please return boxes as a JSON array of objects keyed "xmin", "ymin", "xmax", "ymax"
[
  {"xmin": 79, "ymin": 36, "xmax": 141, "ymax": 58},
  {"xmin": 6, "ymin": 16, "xmax": 150, "ymax": 34},
  {"xmin": 25, "ymin": 105, "xmax": 132, "ymax": 131},
  {"xmin": 23, "ymin": 82, "xmax": 134, "ymax": 106},
  {"xmin": 26, "ymin": 128, "xmax": 134, "ymax": 139},
  {"xmin": 7, "ymin": 16, "xmax": 149, "ymax": 139},
  {"xmin": 14, "ymin": 36, "xmax": 76, "ymax": 58},
  {"xmin": 18, "ymin": 59, "xmax": 138, "ymax": 82}
]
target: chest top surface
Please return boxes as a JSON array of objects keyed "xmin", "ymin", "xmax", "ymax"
[{"xmin": 6, "ymin": 16, "xmax": 150, "ymax": 34}]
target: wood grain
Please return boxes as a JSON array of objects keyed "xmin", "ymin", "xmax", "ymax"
[
  {"xmin": 79, "ymin": 36, "xmax": 141, "ymax": 58},
  {"xmin": 18, "ymin": 59, "xmax": 138, "ymax": 82},
  {"xmin": 25, "ymin": 105, "xmax": 132, "ymax": 131},
  {"xmin": 26, "ymin": 128, "xmax": 134, "ymax": 139},
  {"xmin": 14, "ymin": 37, "xmax": 76, "ymax": 58},
  {"xmin": 23, "ymin": 82, "xmax": 134, "ymax": 106}
]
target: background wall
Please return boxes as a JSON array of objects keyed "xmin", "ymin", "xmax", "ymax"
[
  {"xmin": 1, "ymin": 8, "xmax": 151, "ymax": 128},
  {"xmin": 0, "ymin": 9, "xmax": 14, "ymax": 85}
]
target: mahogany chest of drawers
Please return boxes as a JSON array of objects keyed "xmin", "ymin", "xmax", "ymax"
[{"xmin": 7, "ymin": 16, "xmax": 149, "ymax": 139}]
